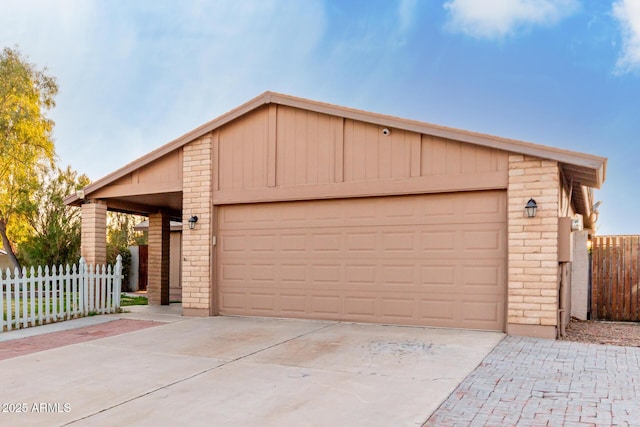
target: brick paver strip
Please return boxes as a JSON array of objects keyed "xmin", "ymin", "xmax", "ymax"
[
  {"xmin": 425, "ymin": 336, "xmax": 640, "ymax": 427},
  {"xmin": 0, "ymin": 319, "xmax": 162, "ymax": 360}
]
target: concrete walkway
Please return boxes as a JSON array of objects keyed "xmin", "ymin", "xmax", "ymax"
[
  {"xmin": 426, "ymin": 336, "xmax": 640, "ymax": 426},
  {"xmin": 0, "ymin": 307, "xmax": 502, "ymax": 426}
]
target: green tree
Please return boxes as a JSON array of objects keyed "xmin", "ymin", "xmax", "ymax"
[
  {"xmin": 18, "ymin": 166, "xmax": 90, "ymax": 267},
  {"xmin": 0, "ymin": 47, "xmax": 57, "ymax": 270}
]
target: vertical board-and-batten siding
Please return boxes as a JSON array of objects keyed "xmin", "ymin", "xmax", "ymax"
[{"xmin": 213, "ymin": 104, "xmax": 508, "ymax": 203}]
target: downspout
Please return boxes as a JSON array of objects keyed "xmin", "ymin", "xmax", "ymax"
[
  {"xmin": 587, "ymin": 246, "xmax": 592, "ymax": 320},
  {"xmin": 558, "ymin": 265, "xmax": 565, "ymax": 338}
]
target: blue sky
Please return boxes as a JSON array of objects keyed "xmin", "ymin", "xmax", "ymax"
[{"xmin": 1, "ymin": 0, "xmax": 638, "ymax": 235}]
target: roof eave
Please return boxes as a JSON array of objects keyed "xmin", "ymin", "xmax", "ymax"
[{"xmin": 64, "ymin": 91, "xmax": 607, "ymax": 205}]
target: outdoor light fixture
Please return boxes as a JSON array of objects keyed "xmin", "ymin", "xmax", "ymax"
[
  {"xmin": 188, "ymin": 215, "xmax": 198, "ymax": 230},
  {"xmin": 525, "ymin": 198, "xmax": 538, "ymax": 218}
]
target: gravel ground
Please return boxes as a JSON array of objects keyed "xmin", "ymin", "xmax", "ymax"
[{"xmin": 561, "ymin": 318, "xmax": 640, "ymax": 347}]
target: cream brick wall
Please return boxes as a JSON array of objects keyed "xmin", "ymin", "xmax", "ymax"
[
  {"xmin": 181, "ymin": 134, "xmax": 213, "ymax": 315},
  {"xmin": 507, "ymin": 155, "xmax": 559, "ymax": 337},
  {"xmin": 81, "ymin": 200, "xmax": 107, "ymax": 266}
]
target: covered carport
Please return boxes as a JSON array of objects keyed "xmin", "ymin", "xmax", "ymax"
[{"xmin": 65, "ymin": 149, "xmax": 183, "ymax": 305}]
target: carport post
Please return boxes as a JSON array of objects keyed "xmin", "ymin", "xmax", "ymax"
[
  {"xmin": 81, "ymin": 199, "xmax": 107, "ymax": 266},
  {"xmin": 148, "ymin": 211, "xmax": 170, "ymax": 305}
]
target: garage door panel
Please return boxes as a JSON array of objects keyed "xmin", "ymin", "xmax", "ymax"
[
  {"xmin": 346, "ymin": 232, "xmax": 377, "ymax": 251},
  {"xmin": 421, "ymin": 231, "xmax": 456, "ymax": 251},
  {"xmin": 220, "ymin": 263, "xmax": 246, "ymax": 281},
  {"xmin": 279, "ymin": 293, "xmax": 307, "ymax": 314},
  {"xmin": 221, "ymin": 235, "xmax": 247, "ymax": 252},
  {"xmin": 345, "ymin": 264, "xmax": 377, "ymax": 284},
  {"xmin": 280, "ymin": 264, "xmax": 306, "ymax": 282},
  {"xmin": 419, "ymin": 298, "xmax": 457, "ymax": 322},
  {"xmin": 461, "ymin": 296, "xmax": 504, "ymax": 330},
  {"xmin": 463, "ymin": 264, "xmax": 502, "ymax": 289},
  {"xmin": 250, "ymin": 264, "xmax": 275, "ymax": 281},
  {"xmin": 381, "ymin": 264, "xmax": 415, "ymax": 285},
  {"xmin": 344, "ymin": 296, "xmax": 377, "ymax": 317},
  {"xmin": 312, "ymin": 233, "xmax": 342, "ymax": 252},
  {"xmin": 382, "ymin": 232, "xmax": 416, "ymax": 251},
  {"xmin": 250, "ymin": 293, "xmax": 275, "ymax": 311},
  {"xmin": 251, "ymin": 234, "xmax": 277, "ymax": 252},
  {"xmin": 421, "ymin": 265, "xmax": 456, "ymax": 286},
  {"xmin": 310, "ymin": 294, "xmax": 341, "ymax": 315},
  {"xmin": 381, "ymin": 298, "xmax": 415, "ymax": 319},
  {"xmin": 217, "ymin": 192, "xmax": 506, "ymax": 330},
  {"xmin": 311, "ymin": 264, "xmax": 341, "ymax": 283},
  {"xmin": 220, "ymin": 291, "xmax": 247, "ymax": 310}
]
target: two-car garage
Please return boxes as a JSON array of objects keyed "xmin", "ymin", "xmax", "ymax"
[
  {"xmin": 217, "ymin": 190, "xmax": 506, "ymax": 331},
  {"xmin": 68, "ymin": 91, "xmax": 608, "ymax": 338}
]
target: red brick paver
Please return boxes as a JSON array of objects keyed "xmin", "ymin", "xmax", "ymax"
[{"xmin": 0, "ymin": 319, "xmax": 162, "ymax": 360}]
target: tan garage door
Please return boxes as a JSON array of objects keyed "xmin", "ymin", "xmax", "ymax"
[{"xmin": 217, "ymin": 191, "xmax": 506, "ymax": 330}]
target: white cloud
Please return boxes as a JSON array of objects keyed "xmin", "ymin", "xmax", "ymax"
[
  {"xmin": 443, "ymin": 0, "xmax": 579, "ymax": 39},
  {"xmin": 613, "ymin": 0, "xmax": 640, "ymax": 74}
]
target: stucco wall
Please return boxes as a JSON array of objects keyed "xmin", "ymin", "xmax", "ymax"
[
  {"xmin": 0, "ymin": 253, "xmax": 12, "ymax": 271},
  {"xmin": 571, "ymin": 229, "xmax": 591, "ymax": 320}
]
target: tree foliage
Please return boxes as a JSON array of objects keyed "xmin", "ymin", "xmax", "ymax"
[
  {"xmin": 107, "ymin": 212, "xmax": 147, "ymax": 291},
  {"xmin": 0, "ymin": 47, "xmax": 57, "ymax": 270},
  {"xmin": 18, "ymin": 166, "xmax": 90, "ymax": 267},
  {"xmin": 107, "ymin": 212, "xmax": 147, "ymax": 250}
]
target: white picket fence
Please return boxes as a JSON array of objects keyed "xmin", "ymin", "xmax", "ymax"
[{"xmin": 0, "ymin": 255, "xmax": 123, "ymax": 332}]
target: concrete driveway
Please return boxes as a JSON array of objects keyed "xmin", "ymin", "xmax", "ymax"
[{"xmin": 0, "ymin": 310, "xmax": 503, "ymax": 426}]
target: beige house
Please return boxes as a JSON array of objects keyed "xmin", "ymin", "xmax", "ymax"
[{"xmin": 65, "ymin": 92, "xmax": 606, "ymax": 339}]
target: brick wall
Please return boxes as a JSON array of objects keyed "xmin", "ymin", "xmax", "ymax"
[
  {"xmin": 81, "ymin": 200, "xmax": 107, "ymax": 266},
  {"xmin": 148, "ymin": 212, "xmax": 170, "ymax": 305},
  {"xmin": 507, "ymin": 155, "xmax": 559, "ymax": 339},
  {"xmin": 181, "ymin": 134, "xmax": 213, "ymax": 316}
]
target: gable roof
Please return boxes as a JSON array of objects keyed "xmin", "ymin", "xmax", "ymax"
[{"xmin": 65, "ymin": 91, "xmax": 607, "ymax": 208}]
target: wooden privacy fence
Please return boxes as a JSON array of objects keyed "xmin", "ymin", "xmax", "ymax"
[
  {"xmin": 591, "ymin": 235, "xmax": 640, "ymax": 321},
  {"xmin": 0, "ymin": 256, "xmax": 123, "ymax": 332}
]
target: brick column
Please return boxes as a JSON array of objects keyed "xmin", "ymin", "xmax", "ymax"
[
  {"xmin": 507, "ymin": 155, "xmax": 559, "ymax": 339},
  {"xmin": 148, "ymin": 211, "xmax": 170, "ymax": 305},
  {"xmin": 81, "ymin": 200, "xmax": 107, "ymax": 266},
  {"xmin": 182, "ymin": 134, "xmax": 213, "ymax": 316}
]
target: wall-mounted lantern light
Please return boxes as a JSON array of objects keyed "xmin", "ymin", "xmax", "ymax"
[
  {"xmin": 188, "ymin": 215, "xmax": 199, "ymax": 230},
  {"xmin": 525, "ymin": 198, "xmax": 538, "ymax": 218}
]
